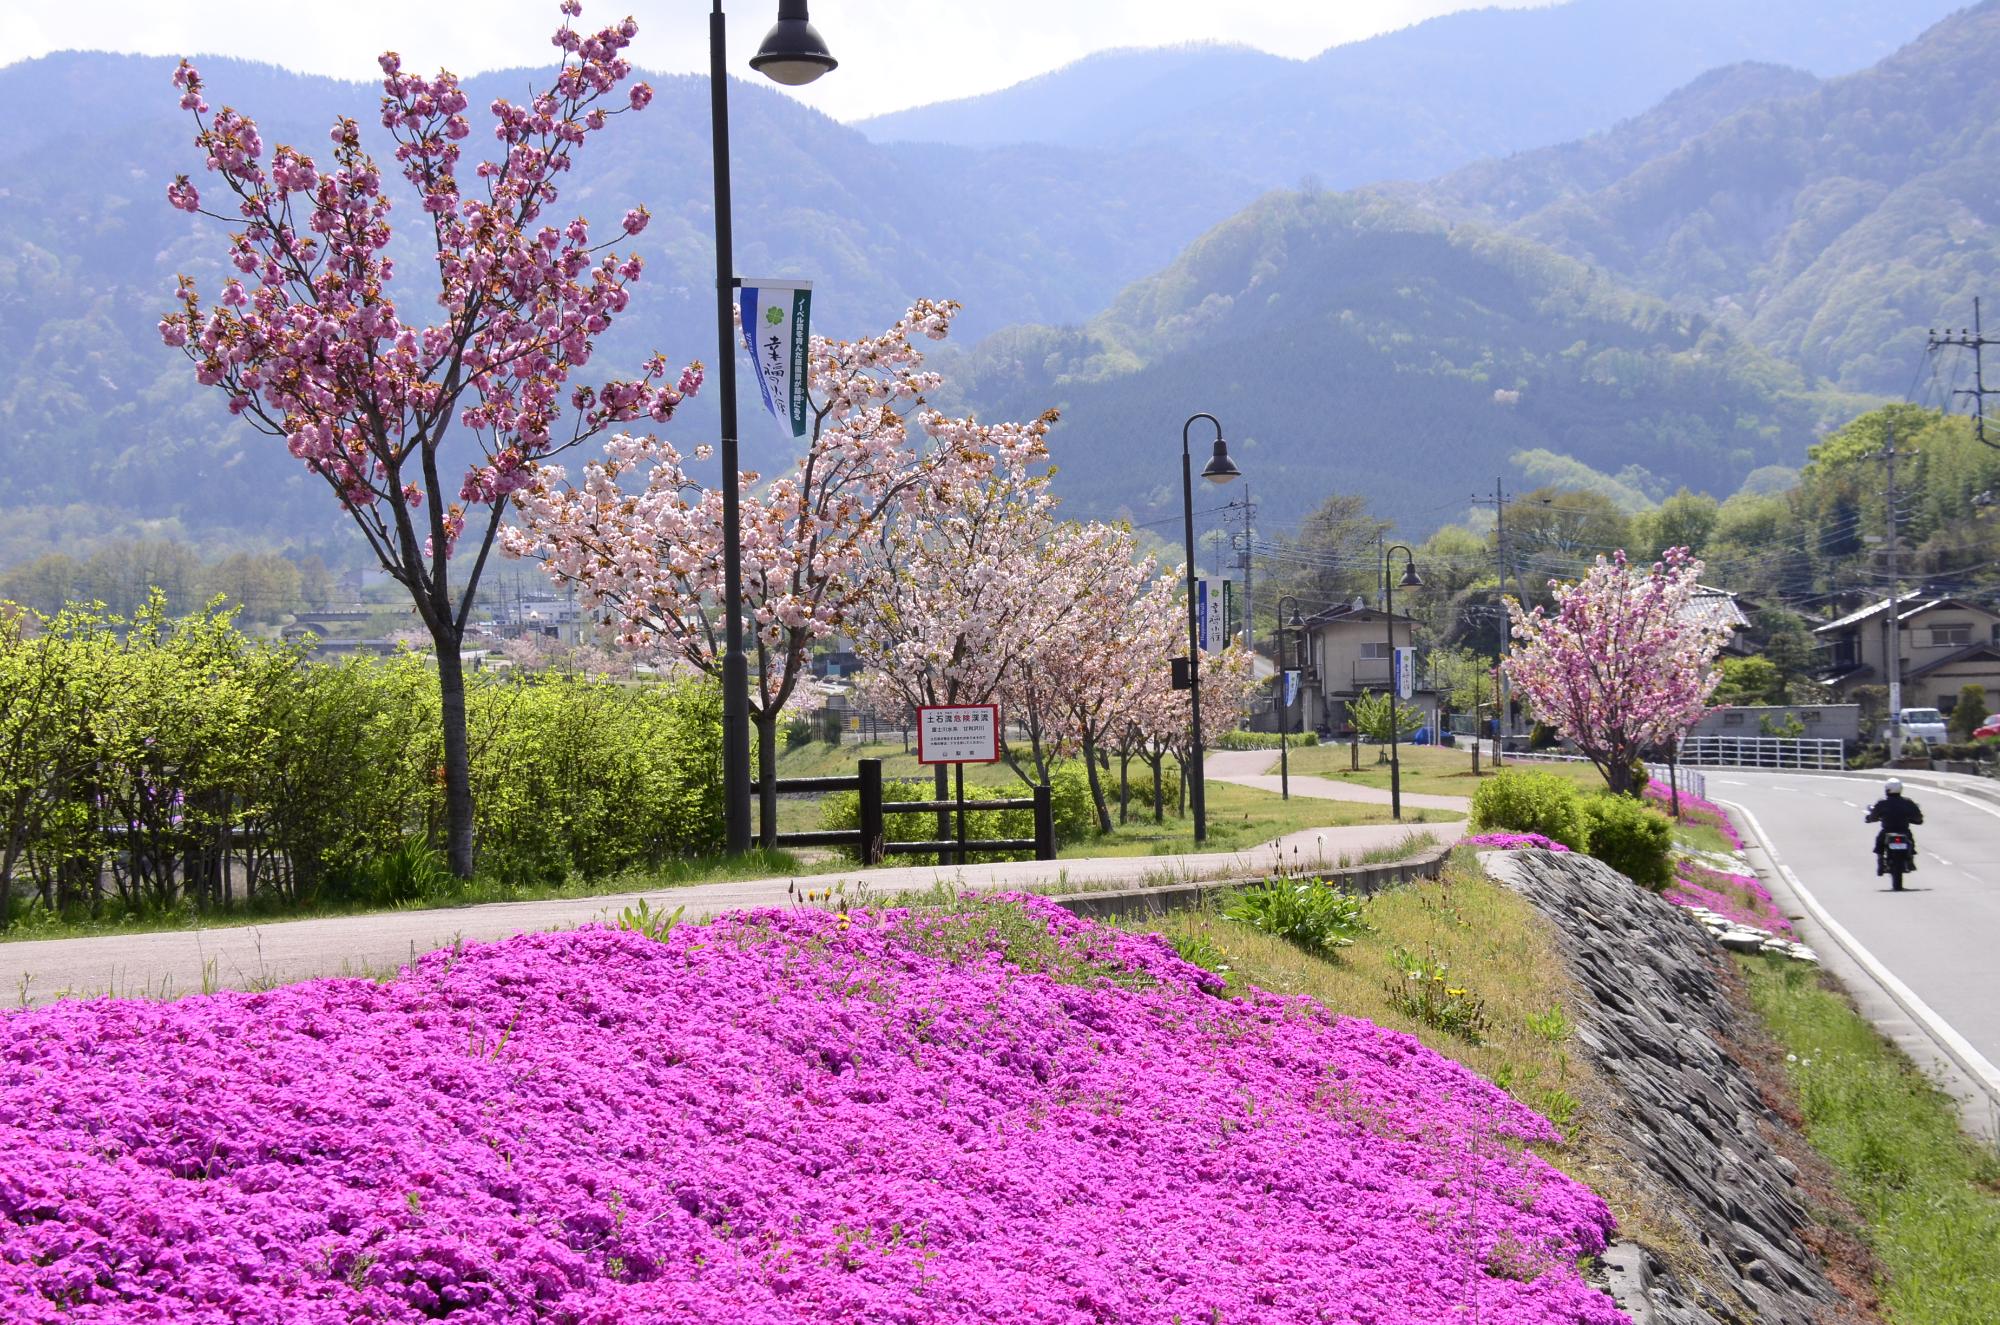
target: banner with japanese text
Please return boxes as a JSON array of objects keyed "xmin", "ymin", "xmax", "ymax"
[{"xmin": 738, "ymin": 280, "xmax": 813, "ymax": 438}]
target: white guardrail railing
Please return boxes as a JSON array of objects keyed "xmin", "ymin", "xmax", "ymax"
[{"xmin": 1677, "ymin": 736, "xmax": 1844, "ymax": 771}]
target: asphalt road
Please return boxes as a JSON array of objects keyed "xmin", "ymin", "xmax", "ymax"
[{"xmin": 1711, "ymin": 770, "xmax": 2000, "ymax": 1079}]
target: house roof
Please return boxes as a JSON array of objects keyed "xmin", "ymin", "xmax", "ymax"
[
  {"xmin": 1682, "ymin": 587, "xmax": 1751, "ymax": 635},
  {"xmin": 1814, "ymin": 596, "xmax": 1993, "ymax": 635},
  {"xmin": 1299, "ymin": 603, "xmax": 1417, "ymax": 630},
  {"xmin": 1906, "ymin": 641, "xmax": 2000, "ymax": 682}
]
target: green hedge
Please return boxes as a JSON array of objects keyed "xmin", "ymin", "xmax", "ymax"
[
  {"xmin": 1212, "ymin": 730, "xmax": 1320, "ymax": 750},
  {"xmin": 0, "ymin": 597, "xmax": 724, "ymax": 924}
]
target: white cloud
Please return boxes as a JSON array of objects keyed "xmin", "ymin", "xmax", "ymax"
[{"xmin": 8, "ymin": 0, "xmax": 1561, "ymax": 121}]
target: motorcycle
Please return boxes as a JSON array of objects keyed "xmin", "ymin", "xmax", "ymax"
[{"xmin": 1880, "ymin": 832, "xmax": 1915, "ymax": 892}]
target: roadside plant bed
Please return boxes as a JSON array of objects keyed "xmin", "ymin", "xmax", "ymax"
[
  {"xmin": 1665, "ymin": 858, "xmax": 1793, "ymax": 936},
  {"xmin": 0, "ymin": 896, "xmax": 1626, "ymax": 1324},
  {"xmin": 1464, "ymin": 832, "xmax": 1574, "ymax": 853}
]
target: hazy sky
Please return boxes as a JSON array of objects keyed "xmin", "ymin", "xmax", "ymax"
[{"xmin": 5, "ymin": 1, "xmax": 1561, "ymax": 121}]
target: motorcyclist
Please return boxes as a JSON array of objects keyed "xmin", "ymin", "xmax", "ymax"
[{"xmin": 1864, "ymin": 778, "xmax": 1924, "ymax": 876}]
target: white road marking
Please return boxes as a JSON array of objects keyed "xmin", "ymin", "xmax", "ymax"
[{"xmin": 1723, "ymin": 796, "xmax": 2000, "ymax": 1110}]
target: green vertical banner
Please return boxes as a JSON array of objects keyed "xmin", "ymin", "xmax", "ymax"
[{"xmin": 738, "ymin": 279, "xmax": 813, "ymax": 438}]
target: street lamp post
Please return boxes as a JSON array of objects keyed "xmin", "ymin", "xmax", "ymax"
[
  {"xmin": 1182, "ymin": 413, "xmax": 1240, "ymax": 843},
  {"xmin": 1383, "ymin": 544, "xmax": 1422, "ymax": 821},
  {"xmin": 708, "ymin": 1, "xmax": 836, "ymax": 852},
  {"xmin": 1275, "ymin": 596, "xmax": 1304, "ymax": 799}
]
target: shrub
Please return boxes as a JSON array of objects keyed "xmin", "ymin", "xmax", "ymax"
[
  {"xmin": 1949, "ymin": 683, "xmax": 1988, "ymax": 744},
  {"xmin": 1045, "ymin": 763, "xmax": 1097, "ymax": 844},
  {"xmin": 1222, "ymin": 879, "xmax": 1369, "ymax": 955},
  {"xmin": 1580, "ymin": 793, "xmax": 1674, "ymax": 890},
  {"xmin": 1211, "ymin": 730, "xmax": 1319, "ymax": 751},
  {"xmin": 1116, "ymin": 762, "xmax": 1182, "ymax": 817},
  {"xmin": 1469, "ymin": 770, "xmax": 1588, "ymax": 851}
]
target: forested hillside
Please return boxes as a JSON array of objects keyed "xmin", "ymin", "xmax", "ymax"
[
  {"xmin": 946, "ymin": 191, "xmax": 1857, "ymax": 531},
  {"xmin": 1407, "ymin": 1, "xmax": 2000, "ymax": 394}
]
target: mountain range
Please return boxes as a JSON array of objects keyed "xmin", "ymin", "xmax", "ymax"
[{"xmin": 0, "ymin": 0, "xmax": 1989, "ymax": 553}]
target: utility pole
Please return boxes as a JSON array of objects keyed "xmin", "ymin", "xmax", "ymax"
[
  {"xmin": 1469, "ymin": 478, "xmax": 1517, "ymax": 763},
  {"xmin": 1928, "ymin": 297, "xmax": 2000, "ymax": 451},
  {"xmin": 1883, "ymin": 428, "xmax": 1906, "ymax": 760},
  {"xmin": 1241, "ymin": 484, "xmax": 1254, "ymax": 659}
]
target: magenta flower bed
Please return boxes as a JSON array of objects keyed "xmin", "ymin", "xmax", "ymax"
[
  {"xmin": 1665, "ymin": 859, "xmax": 1793, "ymax": 936},
  {"xmin": 0, "ymin": 897, "xmax": 1625, "ymax": 1324},
  {"xmin": 1464, "ymin": 832, "xmax": 1573, "ymax": 853}
]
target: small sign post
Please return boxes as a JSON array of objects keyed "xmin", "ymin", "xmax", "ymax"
[{"xmin": 917, "ymin": 704, "xmax": 1002, "ymax": 865}]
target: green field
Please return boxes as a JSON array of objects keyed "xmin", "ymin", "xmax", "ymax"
[{"xmin": 1270, "ymin": 743, "xmax": 1608, "ymax": 799}]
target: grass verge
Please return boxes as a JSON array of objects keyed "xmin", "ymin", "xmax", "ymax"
[
  {"xmin": 1114, "ymin": 852, "xmax": 1687, "ymax": 1263},
  {"xmin": 1740, "ymin": 954, "xmax": 2000, "ymax": 1323},
  {"xmin": 1271, "ymin": 744, "xmax": 1606, "ymax": 798}
]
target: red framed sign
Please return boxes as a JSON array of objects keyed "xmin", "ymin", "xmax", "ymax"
[{"xmin": 916, "ymin": 704, "xmax": 1001, "ymax": 764}]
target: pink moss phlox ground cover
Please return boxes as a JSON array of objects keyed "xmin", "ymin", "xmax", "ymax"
[
  {"xmin": 1463, "ymin": 833, "xmax": 1573, "ymax": 853},
  {"xmin": 1642, "ymin": 781, "xmax": 1745, "ymax": 851},
  {"xmin": 1664, "ymin": 860, "xmax": 1793, "ymax": 936},
  {"xmin": 0, "ymin": 894, "xmax": 1626, "ymax": 1324}
]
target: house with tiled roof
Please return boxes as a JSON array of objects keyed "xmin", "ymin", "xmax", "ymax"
[{"xmin": 1812, "ymin": 596, "xmax": 2000, "ymax": 714}]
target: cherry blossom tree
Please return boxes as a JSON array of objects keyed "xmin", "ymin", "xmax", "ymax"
[
  {"xmin": 159, "ymin": 4, "xmax": 680, "ymax": 875},
  {"xmin": 1504, "ymin": 547, "xmax": 1728, "ymax": 796},
  {"xmin": 504, "ymin": 300, "xmax": 972, "ymax": 843}
]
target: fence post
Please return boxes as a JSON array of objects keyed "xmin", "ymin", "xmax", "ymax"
[
  {"xmin": 858, "ymin": 759, "xmax": 885, "ymax": 866},
  {"xmin": 1033, "ymin": 784, "xmax": 1055, "ymax": 861}
]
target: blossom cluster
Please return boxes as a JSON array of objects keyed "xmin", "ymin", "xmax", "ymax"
[
  {"xmin": 1463, "ymin": 832, "xmax": 1574, "ymax": 853},
  {"xmin": 161, "ymin": 3, "xmax": 674, "ymax": 566},
  {"xmin": 0, "ymin": 896, "xmax": 1626, "ymax": 1324},
  {"xmin": 1504, "ymin": 551, "xmax": 1729, "ymax": 794}
]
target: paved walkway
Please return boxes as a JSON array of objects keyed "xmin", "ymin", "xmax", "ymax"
[{"xmin": 0, "ymin": 807, "xmax": 1448, "ymax": 1006}]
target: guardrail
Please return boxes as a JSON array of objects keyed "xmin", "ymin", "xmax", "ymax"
[
  {"xmin": 757, "ymin": 758, "xmax": 1055, "ymax": 866},
  {"xmin": 1678, "ymin": 736, "xmax": 1843, "ymax": 771}
]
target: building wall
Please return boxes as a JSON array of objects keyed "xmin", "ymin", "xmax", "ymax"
[
  {"xmin": 1844, "ymin": 604, "xmax": 2000, "ymax": 686},
  {"xmin": 1303, "ymin": 617, "xmax": 1415, "ymax": 732},
  {"xmin": 1691, "ymin": 705, "xmax": 1860, "ymax": 743}
]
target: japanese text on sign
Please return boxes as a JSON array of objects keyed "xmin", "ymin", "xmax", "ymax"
[{"xmin": 916, "ymin": 704, "xmax": 1001, "ymax": 765}]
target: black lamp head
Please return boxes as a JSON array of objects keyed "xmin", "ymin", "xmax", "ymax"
[
  {"xmin": 1286, "ymin": 605, "xmax": 1305, "ymax": 631},
  {"xmin": 1399, "ymin": 559, "xmax": 1423, "ymax": 589},
  {"xmin": 1200, "ymin": 436, "xmax": 1241, "ymax": 485},
  {"xmin": 749, "ymin": 0, "xmax": 837, "ymax": 86}
]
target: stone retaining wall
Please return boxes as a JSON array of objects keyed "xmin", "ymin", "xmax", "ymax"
[{"xmin": 1483, "ymin": 849, "xmax": 1852, "ymax": 1325}]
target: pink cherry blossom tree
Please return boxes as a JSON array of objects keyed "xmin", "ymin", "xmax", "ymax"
[
  {"xmin": 1504, "ymin": 547, "xmax": 1728, "ymax": 796},
  {"xmin": 504, "ymin": 300, "xmax": 973, "ymax": 844},
  {"xmin": 159, "ymin": 4, "xmax": 680, "ymax": 875}
]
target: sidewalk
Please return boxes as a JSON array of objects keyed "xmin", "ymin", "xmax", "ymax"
[{"xmin": 0, "ymin": 818, "xmax": 1437, "ymax": 1008}]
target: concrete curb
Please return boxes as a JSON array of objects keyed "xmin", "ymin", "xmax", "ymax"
[{"xmin": 1049, "ymin": 842, "xmax": 1456, "ymax": 921}]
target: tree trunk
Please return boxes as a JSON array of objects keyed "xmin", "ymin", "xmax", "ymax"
[
  {"xmin": 1079, "ymin": 730, "xmax": 1112, "ymax": 835},
  {"xmin": 434, "ymin": 633, "xmax": 477, "ymax": 878},
  {"xmin": 1175, "ymin": 755, "xmax": 1188, "ymax": 817},
  {"xmin": 755, "ymin": 710, "xmax": 779, "ymax": 848},
  {"xmin": 1118, "ymin": 753, "xmax": 1130, "ymax": 825},
  {"xmin": 1149, "ymin": 753, "xmax": 1165, "ymax": 823}
]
